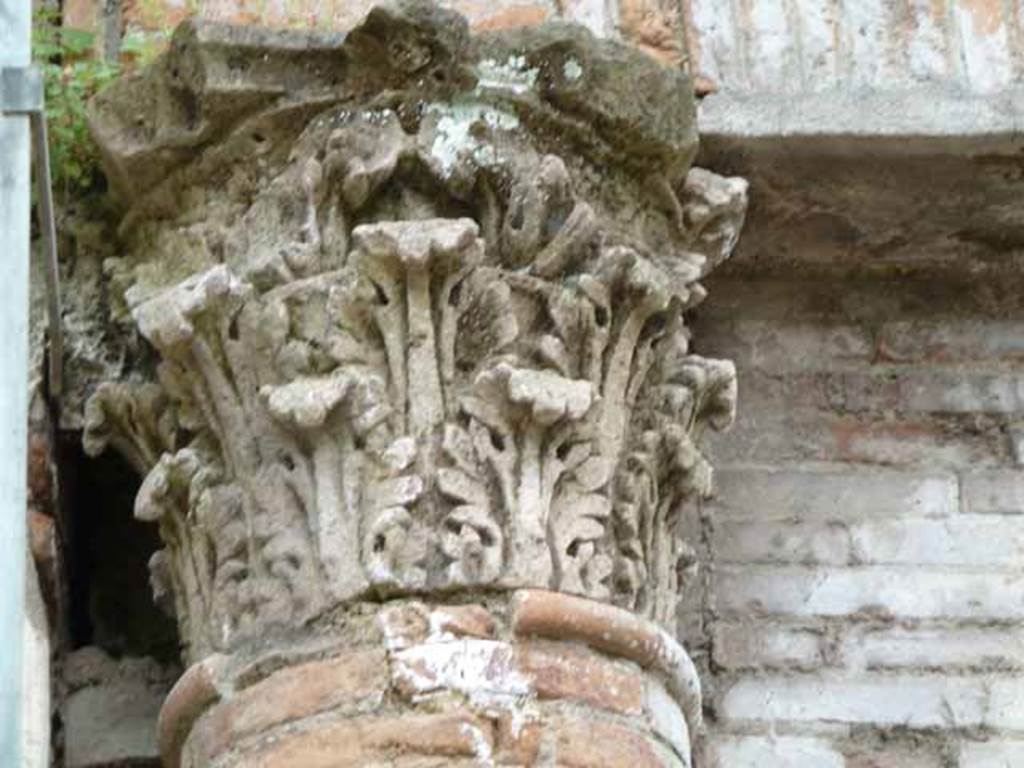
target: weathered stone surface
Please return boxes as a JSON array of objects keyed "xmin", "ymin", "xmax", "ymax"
[
  {"xmin": 711, "ymin": 736, "xmax": 844, "ymax": 768},
  {"xmin": 715, "ymin": 565, "xmax": 1024, "ymax": 620},
  {"xmin": 65, "ymin": 684, "xmax": 163, "ymax": 767},
  {"xmin": 85, "ymin": 0, "xmax": 744, "ymax": 664},
  {"xmin": 82, "ymin": 5, "xmax": 746, "ymax": 767},
  {"xmin": 63, "ymin": 646, "xmax": 179, "ymax": 768},
  {"xmin": 720, "ymin": 674, "xmax": 1024, "ymax": 729}
]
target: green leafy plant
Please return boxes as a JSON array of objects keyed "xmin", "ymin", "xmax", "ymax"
[{"xmin": 33, "ymin": 10, "xmax": 120, "ymax": 202}]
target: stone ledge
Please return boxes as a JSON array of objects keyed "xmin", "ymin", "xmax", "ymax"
[
  {"xmin": 699, "ymin": 89, "xmax": 1024, "ymax": 152},
  {"xmin": 694, "ymin": 88, "xmax": 1024, "ymax": 279}
]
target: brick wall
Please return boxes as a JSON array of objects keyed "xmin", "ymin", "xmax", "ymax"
[
  {"xmin": 687, "ymin": 0, "xmax": 1024, "ymax": 94},
  {"xmin": 65, "ymin": 0, "xmax": 1024, "ymax": 98},
  {"xmin": 66, "ymin": 0, "xmax": 689, "ymax": 68},
  {"xmin": 691, "ymin": 275, "xmax": 1024, "ymax": 767}
]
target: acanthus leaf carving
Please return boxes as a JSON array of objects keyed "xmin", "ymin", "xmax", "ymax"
[{"xmin": 84, "ymin": 2, "xmax": 748, "ymax": 662}]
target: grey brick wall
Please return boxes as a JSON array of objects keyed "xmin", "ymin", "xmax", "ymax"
[{"xmin": 692, "ymin": 275, "xmax": 1024, "ymax": 766}]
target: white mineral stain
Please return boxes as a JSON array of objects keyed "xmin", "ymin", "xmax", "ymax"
[
  {"xmin": 461, "ymin": 722, "xmax": 495, "ymax": 767},
  {"xmin": 476, "ymin": 55, "xmax": 538, "ymax": 94},
  {"xmin": 426, "ymin": 104, "xmax": 519, "ymax": 177},
  {"xmin": 563, "ymin": 58, "xmax": 583, "ymax": 81}
]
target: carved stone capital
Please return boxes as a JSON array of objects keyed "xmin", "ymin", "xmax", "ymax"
[{"xmin": 86, "ymin": 2, "xmax": 746, "ymax": 765}]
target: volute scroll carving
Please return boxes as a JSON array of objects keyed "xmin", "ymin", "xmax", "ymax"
[{"xmin": 84, "ymin": 0, "xmax": 748, "ymax": 663}]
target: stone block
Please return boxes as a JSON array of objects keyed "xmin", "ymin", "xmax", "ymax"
[
  {"xmin": 720, "ymin": 674, "xmax": 993, "ymax": 728},
  {"xmin": 65, "ymin": 681, "xmax": 164, "ymax": 767},
  {"xmin": 845, "ymin": 746, "xmax": 948, "ymax": 768},
  {"xmin": 959, "ymin": 740, "xmax": 1024, "ymax": 767},
  {"xmin": 712, "ymin": 622, "xmax": 825, "ymax": 670},
  {"xmin": 823, "ymin": 414, "xmax": 1007, "ymax": 468},
  {"xmin": 849, "ymin": 517, "xmax": 1024, "ymax": 567},
  {"xmin": 714, "ymin": 565, "xmax": 1024, "ymax": 620},
  {"xmin": 962, "ymin": 470, "xmax": 1024, "ymax": 515},
  {"xmin": 711, "ymin": 735, "xmax": 844, "ymax": 768},
  {"xmin": 714, "ymin": 516, "xmax": 1024, "ymax": 567},
  {"xmin": 832, "ymin": 370, "xmax": 1024, "ymax": 415},
  {"xmin": 877, "ymin": 319, "xmax": 1024, "ymax": 364},
  {"xmin": 987, "ymin": 678, "xmax": 1024, "ymax": 730},
  {"xmin": 697, "ymin": 320, "xmax": 873, "ymax": 374},
  {"xmin": 710, "ymin": 465, "xmax": 959, "ymax": 521},
  {"xmin": 846, "ymin": 627, "xmax": 1024, "ymax": 671},
  {"xmin": 713, "ymin": 520, "xmax": 850, "ymax": 564}
]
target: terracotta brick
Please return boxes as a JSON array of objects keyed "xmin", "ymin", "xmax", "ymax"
[
  {"xmin": 380, "ymin": 602, "xmax": 495, "ymax": 650},
  {"xmin": 431, "ymin": 604, "xmax": 497, "ymax": 639},
  {"xmin": 122, "ymin": 0, "xmax": 192, "ymax": 32},
  {"xmin": 553, "ymin": 716, "xmax": 676, "ymax": 768},
  {"xmin": 189, "ymin": 648, "xmax": 387, "ymax": 762},
  {"xmin": 617, "ymin": 0, "xmax": 688, "ymax": 67},
  {"xmin": 469, "ymin": 3, "xmax": 551, "ymax": 31},
  {"xmin": 379, "ymin": 602, "xmax": 431, "ymax": 650},
  {"xmin": 512, "ymin": 590, "xmax": 664, "ymax": 668},
  {"xmin": 27, "ymin": 510, "xmax": 55, "ymax": 572},
  {"xmin": 515, "ymin": 641, "xmax": 644, "ymax": 715},
  {"xmin": 26, "ymin": 430, "xmax": 52, "ymax": 507},
  {"xmin": 158, "ymin": 656, "xmax": 225, "ymax": 768},
  {"xmin": 511, "ymin": 590, "xmax": 703, "ymax": 751},
  {"xmin": 241, "ymin": 712, "xmax": 494, "ymax": 767},
  {"xmin": 495, "ymin": 713, "xmax": 542, "ymax": 765},
  {"xmin": 62, "ymin": 0, "xmax": 99, "ymax": 33}
]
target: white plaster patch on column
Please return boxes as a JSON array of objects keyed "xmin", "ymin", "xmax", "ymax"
[{"xmin": 392, "ymin": 639, "xmax": 535, "ymax": 704}]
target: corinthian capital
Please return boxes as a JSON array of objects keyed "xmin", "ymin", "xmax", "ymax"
[{"xmin": 85, "ymin": 3, "xmax": 746, "ymax": 765}]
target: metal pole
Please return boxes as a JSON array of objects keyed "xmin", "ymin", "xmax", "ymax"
[{"xmin": 0, "ymin": 0, "xmax": 31, "ymax": 764}]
